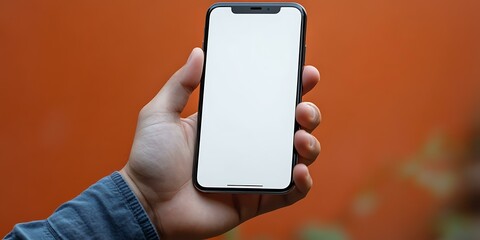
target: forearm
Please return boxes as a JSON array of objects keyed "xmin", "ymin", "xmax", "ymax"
[{"xmin": 5, "ymin": 172, "xmax": 159, "ymax": 239}]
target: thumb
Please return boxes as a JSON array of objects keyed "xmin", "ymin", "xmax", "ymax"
[{"xmin": 148, "ymin": 48, "xmax": 204, "ymax": 114}]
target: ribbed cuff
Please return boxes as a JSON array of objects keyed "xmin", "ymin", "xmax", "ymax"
[{"xmin": 111, "ymin": 171, "xmax": 159, "ymax": 240}]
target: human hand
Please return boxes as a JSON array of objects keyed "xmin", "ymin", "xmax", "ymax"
[{"xmin": 120, "ymin": 48, "xmax": 321, "ymax": 239}]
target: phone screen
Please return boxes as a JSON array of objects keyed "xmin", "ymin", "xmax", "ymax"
[{"xmin": 195, "ymin": 4, "xmax": 306, "ymax": 192}]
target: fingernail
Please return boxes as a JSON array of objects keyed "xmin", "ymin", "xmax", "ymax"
[
  {"xmin": 309, "ymin": 136, "xmax": 315, "ymax": 148},
  {"xmin": 187, "ymin": 48, "xmax": 196, "ymax": 64},
  {"xmin": 308, "ymin": 103, "xmax": 317, "ymax": 121}
]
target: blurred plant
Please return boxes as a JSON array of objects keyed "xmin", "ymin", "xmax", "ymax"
[
  {"xmin": 298, "ymin": 224, "xmax": 349, "ymax": 240},
  {"xmin": 400, "ymin": 131, "xmax": 458, "ymax": 197},
  {"xmin": 435, "ymin": 110, "xmax": 480, "ymax": 240},
  {"xmin": 224, "ymin": 227, "xmax": 240, "ymax": 240},
  {"xmin": 436, "ymin": 213, "xmax": 480, "ymax": 240},
  {"xmin": 222, "ymin": 226, "xmax": 272, "ymax": 240},
  {"xmin": 351, "ymin": 190, "xmax": 378, "ymax": 217},
  {"xmin": 348, "ymin": 131, "xmax": 459, "ymax": 220}
]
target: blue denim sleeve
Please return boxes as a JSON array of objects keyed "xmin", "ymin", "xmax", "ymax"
[{"xmin": 4, "ymin": 172, "xmax": 159, "ymax": 240}]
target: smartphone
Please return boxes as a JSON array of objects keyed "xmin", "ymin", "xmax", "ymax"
[{"xmin": 193, "ymin": 3, "xmax": 307, "ymax": 193}]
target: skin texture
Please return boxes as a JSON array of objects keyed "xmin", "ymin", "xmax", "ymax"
[{"xmin": 120, "ymin": 48, "xmax": 321, "ymax": 239}]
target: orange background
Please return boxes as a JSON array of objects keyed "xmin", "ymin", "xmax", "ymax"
[{"xmin": 1, "ymin": 0, "xmax": 479, "ymax": 239}]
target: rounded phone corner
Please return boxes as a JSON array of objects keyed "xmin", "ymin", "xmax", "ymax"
[
  {"xmin": 206, "ymin": 3, "xmax": 226, "ymax": 15},
  {"xmin": 276, "ymin": 178, "xmax": 296, "ymax": 194},
  {"xmin": 193, "ymin": 177, "xmax": 210, "ymax": 193},
  {"xmin": 293, "ymin": 3, "xmax": 306, "ymax": 13},
  {"xmin": 283, "ymin": 3, "xmax": 307, "ymax": 16}
]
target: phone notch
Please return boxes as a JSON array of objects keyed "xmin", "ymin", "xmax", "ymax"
[{"xmin": 231, "ymin": 5, "xmax": 281, "ymax": 14}]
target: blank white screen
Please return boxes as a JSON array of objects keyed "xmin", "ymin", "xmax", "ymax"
[{"xmin": 197, "ymin": 6, "xmax": 302, "ymax": 190}]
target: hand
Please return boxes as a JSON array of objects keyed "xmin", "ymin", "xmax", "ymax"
[{"xmin": 120, "ymin": 48, "xmax": 321, "ymax": 239}]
